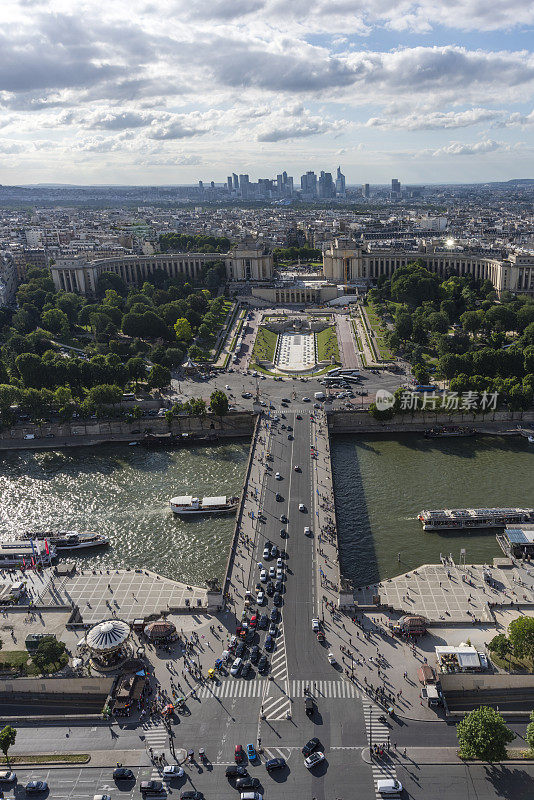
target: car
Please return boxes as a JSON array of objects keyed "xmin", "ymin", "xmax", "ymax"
[
  {"xmin": 241, "ymin": 661, "xmax": 251, "ymax": 677},
  {"xmin": 313, "ymin": 403, "xmax": 321, "ymax": 409},
  {"xmin": 25, "ymin": 782, "xmax": 49, "ymax": 794},
  {"xmin": 250, "ymin": 614, "xmax": 258, "ymax": 628},
  {"xmin": 225, "ymin": 765, "xmax": 247, "ymax": 779},
  {"xmin": 287, "ymin": 425, "xmax": 293, "ymax": 431},
  {"xmin": 0, "ymin": 772, "xmax": 16, "ymax": 782},
  {"xmin": 258, "ymin": 654, "xmax": 268, "ymax": 673},
  {"xmin": 140, "ymin": 781, "xmax": 163, "ymax": 795},
  {"xmin": 256, "ymin": 591, "xmax": 265, "ymax": 604},
  {"xmin": 250, "ymin": 644, "xmax": 260, "ymax": 663},
  {"xmin": 311, "ymin": 618, "xmax": 320, "ymax": 632},
  {"xmin": 302, "ymin": 397, "xmax": 310, "ymax": 402},
  {"xmin": 296, "ymin": 414, "xmax": 302, "ymax": 419},
  {"xmin": 270, "ymin": 607, "xmax": 279, "ymax": 622},
  {"xmin": 235, "ymin": 641, "xmax": 245, "ymax": 657},
  {"xmin": 274, "ymin": 579, "xmax": 283, "ymax": 593},
  {"xmin": 235, "ymin": 777, "xmax": 260, "ymax": 789},
  {"xmin": 94, "ymin": 795, "xmax": 112, "ymax": 800},
  {"xmin": 258, "ymin": 614, "xmax": 268, "ymax": 629},
  {"xmin": 276, "ymin": 568, "xmax": 283, "ymax": 581},
  {"xmin": 275, "ymin": 472, "xmax": 282, "ymax": 480},
  {"xmin": 113, "ymin": 768, "xmax": 134, "ymax": 780},
  {"xmin": 275, "ymin": 493, "xmax": 283, "ymax": 501},
  {"xmin": 282, "ymin": 398, "xmax": 290, "ymax": 403},
  {"xmin": 266, "ymin": 580, "xmax": 274, "ymax": 595},
  {"xmin": 163, "ymin": 766, "xmax": 184, "ymax": 777},
  {"xmin": 265, "ymin": 757, "xmax": 286, "ymax": 771},
  {"xmin": 267, "ymin": 566, "xmax": 274, "ymax": 579},
  {"xmin": 270, "ymin": 544, "xmax": 278, "ymax": 557},
  {"xmin": 294, "ymin": 464, "xmax": 301, "ymax": 471},
  {"xmin": 302, "ymin": 737, "xmax": 320, "ymax": 757},
  {"xmin": 305, "ymin": 696, "xmax": 314, "ymax": 716},
  {"xmin": 276, "ymin": 557, "xmax": 283, "ymax": 568},
  {"xmin": 273, "ymin": 592, "xmax": 282, "ymax": 606},
  {"xmin": 376, "ymin": 779, "xmax": 403, "ymax": 795},
  {"xmin": 230, "ymin": 657, "xmax": 243, "ymax": 676},
  {"xmin": 246, "ymin": 743, "xmax": 257, "ymax": 761},
  {"xmin": 280, "ymin": 528, "xmax": 287, "ymax": 538},
  {"xmin": 317, "ymin": 632, "xmax": 325, "ymax": 643},
  {"xmin": 264, "ymin": 634, "xmax": 274, "ymax": 651},
  {"xmin": 304, "ymin": 751, "xmax": 325, "ymax": 769},
  {"xmin": 299, "ymin": 503, "xmax": 306, "ymax": 512},
  {"xmin": 268, "ymin": 622, "xmax": 277, "ymax": 636},
  {"xmin": 235, "ymin": 744, "xmax": 244, "ymax": 763},
  {"xmin": 180, "ymin": 792, "xmax": 203, "ymax": 800},
  {"xmin": 255, "ymin": 582, "xmax": 262, "ymax": 592},
  {"xmin": 304, "ymin": 526, "xmax": 311, "ymax": 536},
  {"xmin": 280, "ymin": 514, "xmax": 288, "ymax": 523},
  {"xmin": 328, "ymin": 652, "xmax": 337, "ymax": 665},
  {"xmin": 242, "ymin": 392, "xmax": 252, "ymax": 399},
  {"xmin": 288, "ymin": 434, "xmax": 294, "ymax": 440},
  {"xmin": 239, "ymin": 793, "xmax": 263, "ymax": 800},
  {"xmin": 262, "ymin": 546, "xmax": 270, "ymax": 559},
  {"xmin": 260, "ymin": 569, "xmax": 267, "ymax": 582}
]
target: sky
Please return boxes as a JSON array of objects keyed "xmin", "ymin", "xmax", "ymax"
[{"xmin": 0, "ymin": 0, "xmax": 533, "ymax": 185}]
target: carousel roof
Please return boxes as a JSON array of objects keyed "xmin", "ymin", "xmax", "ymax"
[
  {"xmin": 86, "ymin": 619, "xmax": 131, "ymax": 652},
  {"xmin": 144, "ymin": 617, "xmax": 177, "ymax": 639}
]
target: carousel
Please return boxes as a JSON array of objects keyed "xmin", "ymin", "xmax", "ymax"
[
  {"xmin": 143, "ymin": 617, "xmax": 177, "ymax": 643},
  {"xmin": 85, "ymin": 618, "xmax": 131, "ymax": 670}
]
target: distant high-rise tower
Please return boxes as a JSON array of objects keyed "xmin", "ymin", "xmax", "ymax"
[
  {"xmin": 239, "ymin": 174, "xmax": 250, "ymax": 198},
  {"xmin": 362, "ymin": 183, "xmax": 370, "ymax": 199},
  {"xmin": 300, "ymin": 171, "xmax": 317, "ymax": 197},
  {"xmin": 391, "ymin": 178, "xmax": 401, "ymax": 198},
  {"xmin": 335, "ymin": 166, "xmax": 346, "ymax": 197},
  {"xmin": 318, "ymin": 171, "xmax": 335, "ymax": 199},
  {"xmin": 227, "ymin": 176, "xmax": 233, "ymax": 192},
  {"xmin": 232, "ymin": 173, "xmax": 239, "ymax": 190}
]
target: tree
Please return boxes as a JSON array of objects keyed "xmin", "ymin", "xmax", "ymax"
[
  {"xmin": 96, "ymin": 271, "xmax": 127, "ymax": 297},
  {"xmin": 394, "ymin": 312, "xmax": 413, "ymax": 342},
  {"xmin": 126, "ymin": 357, "xmax": 146, "ymax": 387},
  {"xmin": 527, "ymin": 711, "xmax": 534, "ymax": 752},
  {"xmin": 174, "ymin": 317, "xmax": 193, "ymax": 343},
  {"xmin": 210, "ymin": 389, "xmax": 229, "ymax": 416},
  {"xmin": 487, "ymin": 633, "xmax": 511, "ymax": 661},
  {"xmin": 457, "ymin": 706, "xmax": 514, "ymax": 760},
  {"xmin": 508, "ymin": 616, "xmax": 534, "ymax": 662},
  {"xmin": 148, "ymin": 364, "xmax": 171, "ymax": 389},
  {"xmin": 32, "ymin": 637, "xmax": 68, "ymax": 672},
  {"xmin": 0, "ymin": 725, "xmax": 17, "ymax": 767},
  {"xmin": 41, "ymin": 308, "xmax": 69, "ymax": 336},
  {"xmin": 87, "ymin": 384, "xmax": 123, "ymax": 407}
]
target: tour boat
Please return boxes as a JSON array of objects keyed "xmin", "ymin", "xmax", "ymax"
[
  {"xmin": 418, "ymin": 507, "xmax": 534, "ymax": 531},
  {"xmin": 170, "ymin": 495, "xmax": 239, "ymax": 515},
  {"xmin": 0, "ymin": 541, "xmax": 57, "ymax": 568},
  {"xmin": 22, "ymin": 531, "xmax": 110, "ymax": 551}
]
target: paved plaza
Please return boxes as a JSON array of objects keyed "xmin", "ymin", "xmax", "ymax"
[
  {"xmin": 33, "ymin": 568, "xmax": 208, "ymax": 623},
  {"xmin": 357, "ymin": 561, "xmax": 534, "ymax": 623},
  {"xmin": 275, "ymin": 331, "xmax": 316, "ymax": 371}
]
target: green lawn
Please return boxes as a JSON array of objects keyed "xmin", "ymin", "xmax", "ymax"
[
  {"xmin": 0, "ymin": 754, "xmax": 90, "ymax": 765},
  {"xmin": 252, "ymin": 327, "xmax": 278, "ymax": 362},
  {"xmin": 316, "ymin": 326, "xmax": 340, "ymax": 363},
  {"xmin": 490, "ymin": 652, "xmax": 534, "ymax": 674},
  {"xmin": 365, "ymin": 303, "xmax": 394, "ymax": 361}
]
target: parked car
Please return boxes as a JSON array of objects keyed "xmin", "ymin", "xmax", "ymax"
[
  {"xmin": 180, "ymin": 792, "xmax": 203, "ymax": 800},
  {"xmin": 140, "ymin": 781, "xmax": 163, "ymax": 795},
  {"xmin": 230, "ymin": 657, "xmax": 243, "ymax": 676},
  {"xmin": 225, "ymin": 765, "xmax": 247, "ymax": 779},
  {"xmin": 246, "ymin": 743, "xmax": 257, "ymax": 761},
  {"xmin": 311, "ymin": 619, "xmax": 320, "ymax": 632},
  {"xmin": 265, "ymin": 758, "xmax": 285, "ymax": 771},
  {"xmin": 235, "ymin": 744, "xmax": 244, "ymax": 763},
  {"xmin": 163, "ymin": 765, "xmax": 184, "ymax": 777},
  {"xmin": 302, "ymin": 737, "xmax": 320, "ymax": 757},
  {"xmin": 0, "ymin": 772, "xmax": 16, "ymax": 782},
  {"xmin": 25, "ymin": 782, "xmax": 49, "ymax": 794},
  {"xmin": 304, "ymin": 751, "xmax": 325, "ymax": 769},
  {"xmin": 113, "ymin": 768, "xmax": 134, "ymax": 780},
  {"xmin": 235, "ymin": 777, "xmax": 260, "ymax": 789}
]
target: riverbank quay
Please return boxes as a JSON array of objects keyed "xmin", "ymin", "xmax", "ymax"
[
  {"xmin": 0, "ymin": 411, "xmax": 255, "ymax": 451},
  {"xmin": 328, "ymin": 408, "xmax": 534, "ymax": 435}
]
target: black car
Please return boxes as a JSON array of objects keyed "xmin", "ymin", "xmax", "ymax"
[
  {"xmin": 225, "ymin": 765, "xmax": 247, "ymax": 778},
  {"xmin": 266, "ymin": 581, "xmax": 274, "ymax": 596},
  {"xmin": 270, "ymin": 607, "xmax": 279, "ymax": 622},
  {"xmin": 180, "ymin": 792, "xmax": 203, "ymax": 800},
  {"xmin": 273, "ymin": 592, "xmax": 282, "ymax": 606},
  {"xmin": 275, "ymin": 580, "xmax": 284, "ymax": 593},
  {"xmin": 113, "ymin": 768, "xmax": 134, "ymax": 780},
  {"xmin": 280, "ymin": 528, "xmax": 287, "ymax": 538},
  {"xmin": 235, "ymin": 641, "xmax": 245, "ymax": 657},
  {"xmin": 296, "ymin": 414, "xmax": 302, "ymax": 420},
  {"xmin": 305, "ymin": 697, "xmax": 314, "ymax": 717},
  {"xmin": 258, "ymin": 614, "xmax": 269, "ymax": 629},
  {"xmin": 288, "ymin": 434, "xmax": 294, "ymax": 440},
  {"xmin": 275, "ymin": 493, "xmax": 283, "ymax": 501},
  {"xmin": 140, "ymin": 781, "xmax": 163, "ymax": 795},
  {"xmin": 302, "ymin": 737, "xmax": 320, "ymax": 757},
  {"xmin": 280, "ymin": 514, "xmax": 288, "ymax": 523},
  {"xmin": 25, "ymin": 782, "xmax": 48, "ymax": 794},
  {"xmin": 258, "ymin": 654, "xmax": 268, "ymax": 673},
  {"xmin": 264, "ymin": 634, "xmax": 274, "ymax": 651},
  {"xmin": 265, "ymin": 758, "xmax": 286, "ymax": 771},
  {"xmin": 250, "ymin": 644, "xmax": 260, "ymax": 663},
  {"xmin": 241, "ymin": 661, "xmax": 251, "ymax": 677},
  {"xmin": 270, "ymin": 545, "xmax": 278, "ymax": 557},
  {"xmin": 282, "ymin": 398, "xmax": 290, "ymax": 403},
  {"xmin": 287, "ymin": 425, "xmax": 293, "ymax": 431},
  {"xmin": 235, "ymin": 777, "xmax": 260, "ymax": 789}
]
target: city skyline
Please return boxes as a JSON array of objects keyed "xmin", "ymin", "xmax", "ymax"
[{"xmin": 0, "ymin": 0, "xmax": 533, "ymax": 185}]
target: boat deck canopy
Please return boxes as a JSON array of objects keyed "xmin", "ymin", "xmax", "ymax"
[
  {"xmin": 202, "ymin": 496, "xmax": 227, "ymax": 506},
  {"xmin": 170, "ymin": 496, "xmax": 193, "ymax": 505}
]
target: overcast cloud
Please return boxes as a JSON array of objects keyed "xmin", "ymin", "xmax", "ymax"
[{"xmin": 0, "ymin": 0, "xmax": 532, "ymax": 182}]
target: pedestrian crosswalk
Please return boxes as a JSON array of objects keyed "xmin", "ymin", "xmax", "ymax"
[
  {"xmin": 362, "ymin": 701, "xmax": 401, "ymax": 798},
  {"xmin": 269, "ymin": 621, "xmax": 288, "ymax": 683},
  {"xmin": 261, "ymin": 692, "xmax": 292, "ymax": 721},
  {"xmin": 142, "ymin": 721, "xmax": 168, "ymax": 779},
  {"xmin": 195, "ymin": 677, "xmax": 360, "ymax": 700}
]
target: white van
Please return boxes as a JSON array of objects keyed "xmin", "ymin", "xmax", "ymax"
[
  {"xmin": 24, "ymin": 433, "xmax": 35, "ymax": 440},
  {"xmin": 314, "ymin": 391, "xmax": 325, "ymax": 400},
  {"xmin": 240, "ymin": 793, "xmax": 263, "ymax": 800},
  {"xmin": 376, "ymin": 778, "xmax": 403, "ymax": 794}
]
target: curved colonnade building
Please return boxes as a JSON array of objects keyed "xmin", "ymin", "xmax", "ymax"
[{"xmin": 323, "ymin": 238, "xmax": 534, "ymax": 297}]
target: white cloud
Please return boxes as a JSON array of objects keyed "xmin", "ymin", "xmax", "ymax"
[{"xmin": 432, "ymin": 139, "xmax": 509, "ymax": 156}]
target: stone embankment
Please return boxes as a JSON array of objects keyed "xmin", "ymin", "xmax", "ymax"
[{"xmin": 329, "ymin": 408, "xmax": 534, "ymax": 435}]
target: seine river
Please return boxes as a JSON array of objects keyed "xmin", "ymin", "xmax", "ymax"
[
  {"xmin": 0, "ymin": 443, "xmax": 249, "ymax": 585},
  {"xmin": 1, "ymin": 434, "xmax": 532, "ymax": 588},
  {"xmin": 331, "ymin": 434, "xmax": 534, "ymax": 587}
]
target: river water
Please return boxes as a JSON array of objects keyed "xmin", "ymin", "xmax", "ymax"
[
  {"xmin": 331, "ymin": 434, "xmax": 534, "ymax": 587},
  {"xmin": 0, "ymin": 443, "xmax": 249, "ymax": 585}
]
